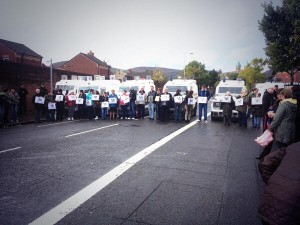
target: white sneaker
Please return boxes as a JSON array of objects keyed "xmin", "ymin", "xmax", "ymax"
[
  {"xmin": 95, "ymin": 116, "xmax": 98, "ymax": 120},
  {"xmin": 67, "ymin": 117, "xmax": 70, "ymax": 121},
  {"xmin": 205, "ymin": 120, "xmax": 208, "ymax": 123},
  {"xmin": 71, "ymin": 117, "xmax": 74, "ymax": 120}
]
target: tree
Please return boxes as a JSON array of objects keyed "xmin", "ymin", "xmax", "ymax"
[
  {"xmin": 259, "ymin": 0, "xmax": 300, "ymax": 84},
  {"xmin": 227, "ymin": 72, "xmax": 239, "ymax": 80},
  {"xmin": 184, "ymin": 61, "xmax": 209, "ymax": 86},
  {"xmin": 152, "ymin": 69, "xmax": 168, "ymax": 88},
  {"xmin": 238, "ymin": 58, "xmax": 266, "ymax": 89}
]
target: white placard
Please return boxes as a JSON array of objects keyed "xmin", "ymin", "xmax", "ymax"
[
  {"xmin": 235, "ymin": 98, "xmax": 243, "ymax": 106},
  {"xmin": 55, "ymin": 95, "xmax": 64, "ymax": 102},
  {"xmin": 86, "ymin": 99, "xmax": 92, "ymax": 106},
  {"xmin": 76, "ymin": 98, "xmax": 84, "ymax": 105},
  {"xmin": 221, "ymin": 96, "xmax": 232, "ymax": 103},
  {"xmin": 155, "ymin": 96, "xmax": 160, "ymax": 102},
  {"xmin": 92, "ymin": 95, "xmax": 99, "ymax": 101},
  {"xmin": 251, "ymin": 97, "xmax": 262, "ymax": 105},
  {"xmin": 148, "ymin": 96, "xmax": 154, "ymax": 103},
  {"xmin": 198, "ymin": 96, "xmax": 208, "ymax": 104},
  {"xmin": 101, "ymin": 101, "xmax": 109, "ymax": 108},
  {"xmin": 188, "ymin": 98, "xmax": 195, "ymax": 105},
  {"xmin": 160, "ymin": 94, "xmax": 170, "ymax": 101},
  {"xmin": 174, "ymin": 96, "xmax": 183, "ymax": 103},
  {"xmin": 35, "ymin": 96, "xmax": 45, "ymax": 104},
  {"xmin": 48, "ymin": 102, "xmax": 56, "ymax": 110},
  {"xmin": 109, "ymin": 97, "xmax": 117, "ymax": 104},
  {"xmin": 121, "ymin": 96, "xmax": 130, "ymax": 104},
  {"xmin": 68, "ymin": 95, "xmax": 77, "ymax": 101},
  {"xmin": 137, "ymin": 94, "xmax": 145, "ymax": 102}
]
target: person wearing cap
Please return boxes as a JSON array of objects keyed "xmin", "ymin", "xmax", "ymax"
[{"xmin": 221, "ymin": 91, "xmax": 235, "ymax": 126}]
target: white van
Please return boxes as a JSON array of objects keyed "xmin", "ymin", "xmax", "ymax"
[
  {"xmin": 163, "ymin": 79, "xmax": 199, "ymax": 116},
  {"xmin": 77, "ymin": 80, "xmax": 120, "ymax": 94},
  {"xmin": 55, "ymin": 80, "xmax": 83, "ymax": 95},
  {"xmin": 118, "ymin": 79, "xmax": 155, "ymax": 96},
  {"xmin": 211, "ymin": 79, "xmax": 246, "ymax": 121},
  {"xmin": 255, "ymin": 82, "xmax": 284, "ymax": 95}
]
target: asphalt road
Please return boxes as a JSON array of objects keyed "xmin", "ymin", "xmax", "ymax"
[{"xmin": 0, "ymin": 112, "xmax": 265, "ymax": 225}]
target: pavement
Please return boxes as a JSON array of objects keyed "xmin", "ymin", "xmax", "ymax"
[{"xmin": 0, "ymin": 115, "xmax": 265, "ymax": 225}]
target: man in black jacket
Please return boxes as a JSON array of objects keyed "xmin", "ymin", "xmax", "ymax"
[
  {"xmin": 262, "ymin": 88, "xmax": 275, "ymax": 131},
  {"xmin": 129, "ymin": 87, "xmax": 137, "ymax": 119}
]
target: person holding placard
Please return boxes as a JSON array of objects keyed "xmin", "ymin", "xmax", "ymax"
[
  {"xmin": 109, "ymin": 89, "xmax": 118, "ymax": 120},
  {"xmin": 198, "ymin": 85, "xmax": 211, "ymax": 123},
  {"xmin": 77, "ymin": 90, "xmax": 86, "ymax": 120},
  {"xmin": 32, "ymin": 89, "xmax": 44, "ymax": 123},
  {"xmin": 147, "ymin": 86, "xmax": 156, "ymax": 120},
  {"xmin": 93, "ymin": 91, "xmax": 101, "ymax": 120},
  {"xmin": 251, "ymin": 93, "xmax": 263, "ymax": 128},
  {"xmin": 66, "ymin": 91, "xmax": 76, "ymax": 121},
  {"xmin": 174, "ymin": 89, "xmax": 183, "ymax": 122},
  {"xmin": 119, "ymin": 90, "xmax": 129, "ymax": 120},
  {"xmin": 221, "ymin": 91, "xmax": 235, "ymax": 126},
  {"xmin": 236, "ymin": 89, "xmax": 249, "ymax": 127},
  {"xmin": 129, "ymin": 87, "xmax": 137, "ymax": 119},
  {"xmin": 155, "ymin": 88, "xmax": 162, "ymax": 120},
  {"xmin": 44, "ymin": 92, "xmax": 55, "ymax": 122},
  {"xmin": 160, "ymin": 88, "xmax": 172, "ymax": 122},
  {"xmin": 136, "ymin": 87, "xmax": 146, "ymax": 119},
  {"xmin": 86, "ymin": 89, "xmax": 95, "ymax": 120},
  {"xmin": 55, "ymin": 89, "xmax": 65, "ymax": 122},
  {"xmin": 100, "ymin": 92, "xmax": 109, "ymax": 120},
  {"xmin": 184, "ymin": 90, "xmax": 194, "ymax": 123}
]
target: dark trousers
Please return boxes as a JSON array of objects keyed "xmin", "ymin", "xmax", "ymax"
[
  {"xmin": 161, "ymin": 106, "xmax": 169, "ymax": 121},
  {"xmin": 87, "ymin": 106, "xmax": 94, "ymax": 120},
  {"xmin": 35, "ymin": 108, "xmax": 42, "ymax": 123},
  {"xmin": 56, "ymin": 106, "xmax": 64, "ymax": 121},
  {"xmin": 121, "ymin": 105, "xmax": 128, "ymax": 119},
  {"xmin": 137, "ymin": 104, "xmax": 145, "ymax": 119},
  {"xmin": 238, "ymin": 111, "xmax": 247, "ymax": 126},
  {"xmin": 19, "ymin": 99, "xmax": 27, "ymax": 115},
  {"xmin": 258, "ymin": 141, "xmax": 273, "ymax": 159},
  {"xmin": 224, "ymin": 115, "xmax": 232, "ymax": 126},
  {"xmin": 47, "ymin": 109, "xmax": 55, "ymax": 122}
]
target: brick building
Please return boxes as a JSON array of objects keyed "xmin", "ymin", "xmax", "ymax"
[
  {"xmin": 0, "ymin": 39, "xmax": 42, "ymax": 67},
  {"xmin": 53, "ymin": 51, "xmax": 110, "ymax": 80},
  {"xmin": 275, "ymin": 71, "xmax": 300, "ymax": 83}
]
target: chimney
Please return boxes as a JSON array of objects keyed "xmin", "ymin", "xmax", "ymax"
[{"xmin": 87, "ymin": 50, "xmax": 94, "ymax": 56}]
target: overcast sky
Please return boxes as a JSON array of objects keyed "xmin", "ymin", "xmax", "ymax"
[{"xmin": 0, "ymin": 0, "xmax": 281, "ymax": 72}]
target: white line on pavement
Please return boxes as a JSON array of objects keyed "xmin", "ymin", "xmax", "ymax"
[
  {"xmin": 37, "ymin": 121, "xmax": 75, "ymax": 128},
  {"xmin": 0, "ymin": 147, "xmax": 21, "ymax": 154},
  {"xmin": 29, "ymin": 119, "xmax": 199, "ymax": 225},
  {"xmin": 65, "ymin": 123, "xmax": 119, "ymax": 137}
]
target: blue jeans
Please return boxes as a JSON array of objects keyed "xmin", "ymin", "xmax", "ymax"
[
  {"xmin": 10, "ymin": 104, "xmax": 18, "ymax": 122},
  {"xmin": 130, "ymin": 101, "xmax": 136, "ymax": 119},
  {"xmin": 47, "ymin": 109, "xmax": 55, "ymax": 122},
  {"xmin": 101, "ymin": 108, "xmax": 107, "ymax": 119},
  {"xmin": 148, "ymin": 102, "xmax": 155, "ymax": 119},
  {"xmin": 174, "ymin": 104, "xmax": 182, "ymax": 121},
  {"xmin": 199, "ymin": 103, "xmax": 208, "ymax": 120},
  {"xmin": 253, "ymin": 116, "xmax": 261, "ymax": 128}
]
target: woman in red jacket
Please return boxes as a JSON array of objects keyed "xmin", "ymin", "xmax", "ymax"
[{"xmin": 65, "ymin": 91, "xmax": 76, "ymax": 120}]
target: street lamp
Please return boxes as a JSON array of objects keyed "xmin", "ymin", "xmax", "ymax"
[
  {"xmin": 183, "ymin": 52, "xmax": 194, "ymax": 80},
  {"xmin": 47, "ymin": 59, "xmax": 53, "ymax": 93}
]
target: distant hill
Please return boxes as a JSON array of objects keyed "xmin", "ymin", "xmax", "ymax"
[{"xmin": 128, "ymin": 66, "xmax": 182, "ymax": 79}]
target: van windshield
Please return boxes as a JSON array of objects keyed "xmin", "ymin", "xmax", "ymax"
[
  {"xmin": 56, "ymin": 85, "xmax": 75, "ymax": 91},
  {"xmin": 119, "ymin": 86, "xmax": 130, "ymax": 92},
  {"xmin": 78, "ymin": 86, "xmax": 99, "ymax": 93},
  {"xmin": 218, "ymin": 87, "xmax": 243, "ymax": 94},
  {"xmin": 166, "ymin": 86, "xmax": 188, "ymax": 93}
]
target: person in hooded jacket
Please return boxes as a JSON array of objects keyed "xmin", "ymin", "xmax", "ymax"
[
  {"xmin": 267, "ymin": 88, "xmax": 297, "ymax": 149},
  {"xmin": 221, "ymin": 91, "xmax": 235, "ymax": 126}
]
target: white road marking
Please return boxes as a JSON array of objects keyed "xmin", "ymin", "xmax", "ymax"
[
  {"xmin": 37, "ymin": 121, "xmax": 75, "ymax": 128},
  {"xmin": 0, "ymin": 147, "xmax": 21, "ymax": 154},
  {"xmin": 29, "ymin": 119, "xmax": 199, "ymax": 225},
  {"xmin": 65, "ymin": 123, "xmax": 119, "ymax": 137}
]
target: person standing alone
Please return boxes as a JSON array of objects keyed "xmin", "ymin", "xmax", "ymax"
[{"xmin": 198, "ymin": 85, "xmax": 211, "ymax": 123}]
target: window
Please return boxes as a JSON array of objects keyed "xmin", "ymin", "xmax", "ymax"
[{"xmin": 2, "ymin": 55, "xmax": 9, "ymax": 61}]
